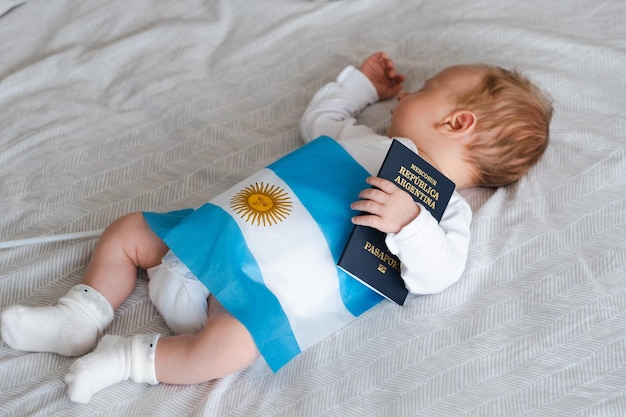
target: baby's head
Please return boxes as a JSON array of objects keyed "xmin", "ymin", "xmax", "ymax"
[
  {"xmin": 388, "ymin": 64, "xmax": 553, "ymax": 188},
  {"xmin": 458, "ymin": 65, "xmax": 553, "ymax": 187}
]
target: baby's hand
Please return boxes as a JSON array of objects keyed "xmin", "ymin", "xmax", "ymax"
[
  {"xmin": 359, "ymin": 52, "xmax": 405, "ymax": 100},
  {"xmin": 350, "ymin": 176, "xmax": 420, "ymax": 234}
]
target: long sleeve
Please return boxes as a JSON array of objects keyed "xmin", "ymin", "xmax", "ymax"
[
  {"xmin": 300, "ymin": 65, "xmax": 472, "ymax": 295},
  {"xmin": 299, "ymin": 65, "xmax": 394, "ymax": 175},
  {"xmin": 385, "ymin": 193, "xmax": 472, "ymax": 294},
  {"xmin": 300, "ymin": 65, "xmax": 378, "ymax": 144}
]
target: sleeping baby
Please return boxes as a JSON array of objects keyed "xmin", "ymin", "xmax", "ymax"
[{"xmin": 1, "ymin": 51, "xmax": 552, "ymax": 402}]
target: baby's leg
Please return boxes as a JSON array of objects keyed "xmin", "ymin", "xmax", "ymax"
[
  {"xmin": 1, "ymin": 212, "xmax": 168, "ymax": 356},
  {"xmin": 155, "ymin": 295, "xmax": 260, "ymax": 384},
  {"xmin": 65, "ymin": 296, "xmax": 259, "ymax": 402},
  {"xmin": 82, "ymin": 212, "xmax": 169, "ymax": 309}
]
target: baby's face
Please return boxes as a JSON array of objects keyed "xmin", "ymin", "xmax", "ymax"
[{"xmin": 386, "ymin": 65, "xmax": 483, "ymax": 147}]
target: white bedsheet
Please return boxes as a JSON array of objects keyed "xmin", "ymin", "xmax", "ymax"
[{"xmin": 1, "ymin": 1, "xmax": 625, "ymax": 416}]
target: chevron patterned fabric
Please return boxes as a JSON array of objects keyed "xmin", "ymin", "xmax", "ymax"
[{"xmin": 1, "ymin": 1, "xmax": 625, "ymax": 416}]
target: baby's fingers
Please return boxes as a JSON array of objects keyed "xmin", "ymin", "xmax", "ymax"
[{"xmin": 365, "ymin": 176, "xmax": 398, "ymax": 193}]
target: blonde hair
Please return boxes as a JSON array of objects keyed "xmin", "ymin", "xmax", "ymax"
[{"xmin": 458, "ymin": 66, "xmax": 553, "ymax": 188}]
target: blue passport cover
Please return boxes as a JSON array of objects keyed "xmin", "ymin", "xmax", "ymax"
[{"xmin": 338, "ymin": 139, "xmax": 455, "ymax": 305}]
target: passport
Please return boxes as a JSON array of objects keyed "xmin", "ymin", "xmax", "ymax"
[{"xmin": 338, "ymin": 139, "xmax": 456, "ymax": 305}]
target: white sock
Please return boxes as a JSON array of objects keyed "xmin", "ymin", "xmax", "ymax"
[
  {"xmin": 0, "ymin": 285, "xmax": 114, "ymax": 356},
  {"xmin": 65, "ymin": 333, "xmax": 161, "ymax": 403}
]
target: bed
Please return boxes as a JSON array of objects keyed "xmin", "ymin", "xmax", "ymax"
[{"xmin": 1, "ymin": 0, "xmax": 625, "ymax": 416}]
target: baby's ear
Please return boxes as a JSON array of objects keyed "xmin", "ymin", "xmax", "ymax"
[{"xmin": 441, "ymin": 110, "xmax": 476, "ymax": 134}]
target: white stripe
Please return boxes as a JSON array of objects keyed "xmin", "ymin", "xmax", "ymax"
[{"xmin": 210, "ymin": 168, "xmax": 355, "ymax": 350}]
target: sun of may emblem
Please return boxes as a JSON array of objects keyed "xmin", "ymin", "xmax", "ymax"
[{"xmin": 230, "ymin": 181, "xmax": 293, "ymax": 226}]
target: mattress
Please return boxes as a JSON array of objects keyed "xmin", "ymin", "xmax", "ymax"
[{"xmin": 1, "ymin": 0, "xmax": 625, "ymax": 415}]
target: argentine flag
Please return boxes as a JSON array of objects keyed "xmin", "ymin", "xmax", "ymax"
[{"xmin": 143, "ymin": 136, "xmax": 383, "ymax": 371}]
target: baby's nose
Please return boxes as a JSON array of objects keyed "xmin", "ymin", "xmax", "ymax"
[{"xmin": 397, "ymin": 92, "xmax": 408, "ymax": 101}]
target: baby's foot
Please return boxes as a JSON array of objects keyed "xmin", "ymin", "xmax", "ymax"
[
  {"xmin": 65, "ymin": 334, "xmax": 160, "ymax": 403},
  {"xmin": 0, "ymin": 285, "xmax": 113, "ymax": 356}
]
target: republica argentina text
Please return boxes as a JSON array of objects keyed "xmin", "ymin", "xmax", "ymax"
[{"xmin": 393, "ymin": 165, "xmax": 440, "ymax": 210}]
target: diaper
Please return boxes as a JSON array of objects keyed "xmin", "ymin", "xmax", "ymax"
[{"xmin": 147, "ymin": 250, "xmax": 210, "ymax": 334}]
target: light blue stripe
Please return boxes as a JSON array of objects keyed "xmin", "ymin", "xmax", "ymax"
[
  {"xmin": 145, "ymin": 204, "xmax": 301, "ymax": 371},
  {"xmin": 269, "ymin": 136, "xmax": 382, "ymax": 316}
]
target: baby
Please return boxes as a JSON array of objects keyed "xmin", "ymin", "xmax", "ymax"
[{"xmin": 0, "ymin": 52, "xmax": 552, "ymax": 403}]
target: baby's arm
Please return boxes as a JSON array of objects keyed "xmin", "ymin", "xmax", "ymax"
[
  {"xmin": 299, "ymin": 65, "xmax": 379, "ymax": 143},
  {"xmin": 299, "ymin": 52, "xmax": 404, "ymax": 144},
  {"xmin": 351, "ymin": 176, "xmax": 471, "ymax": 295},
  {"xmin": 386, "ymin": 194, "xmax": 472, "ymax": 294}
]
